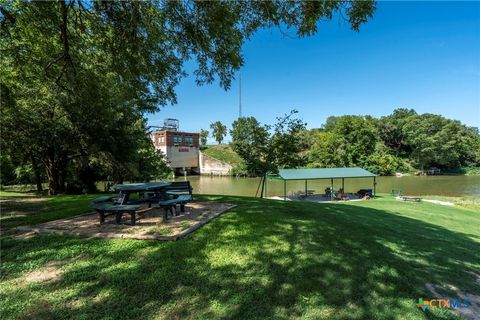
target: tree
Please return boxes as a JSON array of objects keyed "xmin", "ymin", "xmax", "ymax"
[
  {"xmin": 0, "ymin": 1, "xmax": 376, "ymax": 194},
  {"xmin": 230, "ymin": 117, "xmax": 271, "ymax": 176},
  {"xmin": 200, "ymin": 129, "xmax": 209, "ymax": 147},
  {"xmin": 402, "ymin": 114, "xmax": 480, "ymax": 169},
  {"xmin": 320, "ymin": 115, "xmax": 378, "ymax": 166},
  {"xmin": 378, "ymin": 108, "xmax": 417, "ymax": 156},
  {"xmin": 210, "ymin": 121, "xmax": 227, "ymax": 144},
  {"xmin": 307, "ymin": 131, "xmax": 349, "ymax": 168},
  {"xmin": 268, "ymin": 110, "xmax": 307, "ymax": 168},
  {"xmin": 231, "ymin": 111, "xmax": 307, "ymax": 176},
  {"xmin": 363, "ymin": 143, "xmax": 408, "ymax": 175}
]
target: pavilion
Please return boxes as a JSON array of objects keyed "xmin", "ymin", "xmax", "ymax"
[{"xmin": 262, "ymin": 167, "xmax": 377, "ymax": 200}]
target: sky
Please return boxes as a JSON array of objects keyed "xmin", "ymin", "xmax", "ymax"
[{"xmin": 148, "ymin": 1, "xmax": 480, "ymax": 142}]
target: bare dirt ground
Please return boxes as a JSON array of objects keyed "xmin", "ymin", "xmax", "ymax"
[
  {"xmin": 15, "ymin": 201, "xmax": 236, "ymax": 240},
  {"xmin": 426, "ymin": 275, "xmax": 480, "ymax": 320}
]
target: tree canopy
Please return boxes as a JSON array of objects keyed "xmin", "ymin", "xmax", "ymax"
[
  {"xmin": 210, "ymin": 121, "xmax": 227, "ymax": 144},
  {"xmin": 228, "ymin": 109, "xmax": 480, "ymax": 176},
  {"xmin": 230, "ymin": 110, "xmax": 307, "ymax": 176}
]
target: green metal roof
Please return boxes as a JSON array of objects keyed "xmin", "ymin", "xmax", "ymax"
[{"xmin": 274, "ymin": 167, "xmax": 376, "ymax": 180}]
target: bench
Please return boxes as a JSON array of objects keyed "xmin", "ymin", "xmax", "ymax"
[
  {"xmin": 91, "ymin": 200, "xmax": 140, "ymax": 225},
  {"xmin": 399, "ymin": 196, "xmax": 422, "ymax": 202},
  {"xmin": 163, "ymin": 181, "xmax": 193, "ymax": 195},
  {"xmin": 91, "ymin": 196, "xmax": 115, "ymax": 204},
  {"xmin": 158, "ymin": 195, "xmax": 193, "ymax": 220},
  {"xmin": 158, "ymin": 181, "xmax": 193, "ymax": 220}
]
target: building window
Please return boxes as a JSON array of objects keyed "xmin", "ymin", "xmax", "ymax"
[
  {"xmin": 185, "ymin": 135, "xmax": 193, "ymax": 145},
  {"xmin": 173, "ymin": 135, "xmax": 182, "ymax": 144},
  {"xmin": 159, "ymin": 136, "xmax": 165, "ymax": 143}
]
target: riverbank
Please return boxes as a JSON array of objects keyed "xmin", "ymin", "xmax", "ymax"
[
  {"xmin": 1, "ymin": 192, "xmax": 479, "ymax": 319},
  {"xmin": 418, "ymin": 195, "xmax": 480, "ymax": 210},
  {"xmin": 2, "ymin": 174, "xmax": 480, "ymax": 198}
]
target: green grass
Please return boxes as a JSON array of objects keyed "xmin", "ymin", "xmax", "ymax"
[
  {"xmin": 1, "ymin": 194, "xmax": 479, "ymax": 319},
  {"xmin": 0, "ymin": 191, "xmax": 109, "ymax": 230},
  {"xmin": 202, "ymin": 144, "xmax": 244, "ymax": 167},
  {"xmin": 422, "ymin": 195, "xmax": 480, "ymax": 210}
]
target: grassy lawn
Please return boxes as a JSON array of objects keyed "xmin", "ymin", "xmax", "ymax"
[
  {"xmin": 1, "ymin": 192, "xmax": 479, "ymax": 319},
  {"xmin": 0, "ymin": 191, "xmax": 107, "ymax": 231},
  {"xmin": 202, "ymin": 144, "xmax": 244, "ymax": 167}
]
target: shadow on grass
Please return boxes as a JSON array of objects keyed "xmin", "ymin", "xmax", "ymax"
[
  {"xmin": 1, "ymin": 196, "xmax": 478, "ymax": 319},
  {"xmin": 0, "ymin": 194, "xmax": 109, "ymax": 230}
]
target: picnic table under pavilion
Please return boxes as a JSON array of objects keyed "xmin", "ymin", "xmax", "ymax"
[{"xmin": 262, "ymin": 167, "xmax": 377, "ymax": 201}]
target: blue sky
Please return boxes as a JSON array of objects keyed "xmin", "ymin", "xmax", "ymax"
[{"xmin": 148, "ymin": 1, "xmax": 480, "ymax": 142}]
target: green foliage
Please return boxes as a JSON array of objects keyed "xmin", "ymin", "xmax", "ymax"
[
  {"xmin": 230, "ymin": 117, "xmax": 272, "ymax": 176},
  {"xmin": 378, "ymin": 108, "xmax": 417, "ymax": 156},
  {"xmin": 229, "ymin": 162, "xmax": 250, "ymax": 177},
  {"xmin": 202, "ymin": 145, "xmax": 244, "ymax": 168},
  {"xmin": 328, "ymin": 115, "xmax": 378, "ymax": 165},
  {"xmin": 308, "ymin": 116, "xmax": 378, "ymax": 169},
  {"xmin": 0, "ymin": 154, "xmax": 16, "ymax": 185},
  {"xmin": 13, "ymin": 164, "xmax": 35, "ymax": 185},
  {"xmin": 363, "ymin": 144, "xmax": 410, "ymax": 175},
  {"xmin": 402, "ymin": 114, "xmax": 479, "ymax": 169},
  {"xmin": 306, "ymin": 109, "xmax": 480, "ymax": 175},
  {"xmin": 307, "ymin": 131, "xmax": 349, "ymax": 168},
  {"xmin": 269, "ymin": 110, "xmax": 307, "ymax": 168},
  {"xmin": 230, "ymin": 111, "xmax": 308, "ymax": 176},
  {"xmin": 199, "ymin": 129, "xmax": 209, "ymax": 147},
  {"xmin": 209, "ymin": 121, "xmax": 228, "ymax": 144}
]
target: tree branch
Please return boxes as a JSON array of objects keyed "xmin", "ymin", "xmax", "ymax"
[{"xmin": 0, "ymin": 6, "xmax": 16, "ymax": 24}]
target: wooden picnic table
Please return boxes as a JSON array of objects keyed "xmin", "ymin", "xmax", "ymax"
[{"xmin": 112, "ymin": 182, "xmax": 171, "ymax": 205}]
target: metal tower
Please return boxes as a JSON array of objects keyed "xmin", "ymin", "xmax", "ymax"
[{"xmin": 239, "ymin": 73, "xmax": 242, "ymax": 118}]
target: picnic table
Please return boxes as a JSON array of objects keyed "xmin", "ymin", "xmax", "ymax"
[
  {"xmin": 92, "ymin": 181, "xmax": 193, "ymax": 225},
  {"xmin": 112, "ymin": 182, "xmax": 171, "ymax": 205}
]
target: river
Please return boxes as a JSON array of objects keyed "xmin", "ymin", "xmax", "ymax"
[{"xmin": 179, "ymin": 175, "xmax": 480, "ymax": 197}]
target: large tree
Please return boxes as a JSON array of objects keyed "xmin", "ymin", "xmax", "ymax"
[
  {"xmin": 210, "ymin": 121, "xmax": 227, "ymax": 144},
  {"xmin": 0, "ymin": 0, "xmax": 376, "ymax": 194},
  {"xmin": 230, "ymin": 111, "xmax": 307, "ymax": 176},
  {"xmin": 269, "ymin": 110, "xmax": 307, "ymax": 168},
  {"xmin": 230, "ymin": 117, "xmax": 271, "ymax": 176},
  {"xmin": 199, "ymin": 129, "xmax": 209, "ymax": 147}
]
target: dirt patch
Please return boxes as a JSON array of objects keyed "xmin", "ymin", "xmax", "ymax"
[
  {"xmin": 17, "ymin": 201, "xmax": 236, "ymax": 240},
  {"xmin": 426, "ymin": 280, "xmax": 480, "ymax": 320},
  {"xmin": 24, "ymin": 262, "xmax": 64, "ymax": 283}
]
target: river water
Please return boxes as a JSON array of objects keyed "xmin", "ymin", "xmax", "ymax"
[{"xmin": 180, "ymin": 175, "xmax": 480, "ymax": 197}]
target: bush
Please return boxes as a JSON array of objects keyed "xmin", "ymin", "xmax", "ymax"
[
  {"xmin": 363, "ymin": 151, "xmax": 408, "ymax": 175},
  {"xmin": 230, "ymin": 163, "xmax": 250, "ymax": 177}
]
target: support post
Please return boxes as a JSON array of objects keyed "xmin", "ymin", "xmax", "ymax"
[
  {"xmin": 330, "ymin": 178, "xmax": 334, "ymax": 201},
  {"xmin": 342, "ymin": 178, "xmax": 345, "ymax": 192},
  {"xmin": 260, "ymin": 175, "xmax": 265, "ymax": 198},
  {"xmin": 305, "ymin": 180, "xmax": 307, "ymax": 198},
  {"xmin": 284, "ymin": 180, "xmax": 287, "ymax": 201},
  {"xmin": 265, "ymin": 175, "xmax": 267, "ymax": 198},
  {"xmin": 373, "ymin": 176, "xmax": 376, "ymax": 197}
]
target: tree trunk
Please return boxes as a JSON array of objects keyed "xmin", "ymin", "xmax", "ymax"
[
  {"xmin": 31, "ymin": 155, "xmax": 43, "ymax": 192},
  {"xmin": 45, "ymin": 155, "xmax": 68, "ymax": 195},
  {"xmin": 46, "ymin": 160, "xmax": 59, "ymax": 195}
]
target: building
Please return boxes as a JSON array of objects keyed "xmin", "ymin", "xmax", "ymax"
[{"xmin": 151, "ymin": 119, "xmax": 200, "ymax": 175}]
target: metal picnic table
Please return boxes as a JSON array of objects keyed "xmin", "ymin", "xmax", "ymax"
[{"xmin": 112, "ymin": 182, "xmax": 171, "ymax": 205}]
